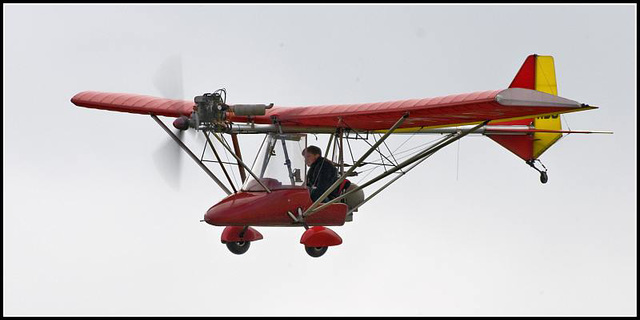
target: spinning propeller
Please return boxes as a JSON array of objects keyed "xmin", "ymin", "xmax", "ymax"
[
  {"xmin": 151, "ymin": 55, "xmax": 273, "ymax": 190},
  {"xmin": 152, "ymin": 55, "xmax": 188, "ymax": 189}
]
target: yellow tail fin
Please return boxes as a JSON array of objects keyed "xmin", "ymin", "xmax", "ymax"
[{"xmin": 532, "ymin": 55, "xmax": 562, "ymax": 158}]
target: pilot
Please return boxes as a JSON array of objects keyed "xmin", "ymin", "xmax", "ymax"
[{"xmin": 302, "ymin": 146, "xmax": 340, "ymax": 202}]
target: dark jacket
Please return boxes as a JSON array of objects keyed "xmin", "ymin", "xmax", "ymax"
[{"xmin": 306, "ymin": 157, "xmax": 339, "ymax": 202}]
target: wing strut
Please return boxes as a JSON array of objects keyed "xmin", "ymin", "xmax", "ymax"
[
  {"xmin": 304, "ymin": 120, "xmax": 489, "ymax": 218},
  {"xmin": 303, "ymin": 113, "xmax": 409, "ymax": 217},
  {"xmin": 151, "ymin": 114, "xmax": 232, "ymax": 195}
]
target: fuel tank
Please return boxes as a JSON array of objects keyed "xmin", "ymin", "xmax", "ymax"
[{"xmin": 204, "ymin": 188, "xmax": 347, "ymax": 227}]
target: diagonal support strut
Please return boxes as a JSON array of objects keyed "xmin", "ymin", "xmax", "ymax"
[
  {"xmin": 302, "ymin": 113, "xmax": 409, "ymax": 217},
  {"xmin": 151, "ymin": 114, "xmax": 232, "ymax": 195},
  {"xmin": 210, "ymin": 132, "xmax": 272, "ymax": 193},
  {"xmin": 305, "ymin": 120, "xmax": 489, "ymax": 217}
]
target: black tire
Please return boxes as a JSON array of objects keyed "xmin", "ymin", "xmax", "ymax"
[
  {"xmin": 540, "ymin": 172, "xmax": 549, "ymax": 184},
  {"xmin": 305, "ymin": 246, "xmax": 328, "ymax": 258},
  {"xmin": 226, "ymin": 241, "xmax": 251, "ymax": 255}
]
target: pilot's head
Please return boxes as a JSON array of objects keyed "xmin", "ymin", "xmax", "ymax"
[{"xmin": 302, "ymin": 145, "xmax": 322, "ymax": 166}]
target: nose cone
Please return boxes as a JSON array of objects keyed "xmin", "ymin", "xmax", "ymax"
[
  {"xmin": 204, "ymin": 189, "xmax": 312, "ymax": 227},
  {"xmin": 204, "ymin": 192, "xmax": 257, "ymax": 226}
]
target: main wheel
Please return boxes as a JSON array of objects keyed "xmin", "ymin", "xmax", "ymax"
[
  {"xmin": 305, "ymin": 246, "xmax": 328, "ymax": 258},
  {"xmin": 226, "ymin": 241, "xmax": 251, "ymax": 255}
]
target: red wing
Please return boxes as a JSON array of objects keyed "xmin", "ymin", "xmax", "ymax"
[
  {"xmin": 230, "ymin": 88, "xmax": 593, "ymax": 131},
  {"xmin": 72, "ymin": 88, "xmax": 594, "ymax": 130},
  {"xmin": 71, "ymin": 91, "xmax": 194, "ymax": 118}
]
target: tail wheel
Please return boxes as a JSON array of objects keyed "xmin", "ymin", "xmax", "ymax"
[
  {"xmin": 305, "ymin": 246, "xmax": 328, "ymax": 258},
  {"xmin": 226, "ymin": 241, "xmax": 251, "ymax": 255},
  {"xmin": 540, "ymin": 171, "xmax": 549, "ymax": 184}
]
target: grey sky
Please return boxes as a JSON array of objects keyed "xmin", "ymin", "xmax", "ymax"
[{"xmin": 3, "ymin": 4, "xmax": 636, "ymax": 316}]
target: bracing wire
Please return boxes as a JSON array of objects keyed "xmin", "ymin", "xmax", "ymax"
[
  {"xmin": 220, "ymin": 134, "xmax": 239, "ymax": 188},
  {"xmin": 382, "ymin": 136, "xmax": 400, "ymax": 167},
  {"xmin": 340, "ymin": 119, "xmax": 400, "ymax": 168},
  {"xmin": 387, "ymin": 135, "xmax": 449, "ymax": 159},
  {"xmin": 390, "ymin": 127, "xmax": 423, "ymax": 154},
  {"xmin": 352, "ymin": 133, "xmax": 452, "ymax": 185},
  {"xmin": 456, "ymin": 138, "xmax": 461, "ymax": 181},
  {"xmin": 372, "ymin": 134, "xmax": 388, "ymax": 172},
  {"xmin": 356, "ymin": 165, "xmax": 381, "ymax": 185}
]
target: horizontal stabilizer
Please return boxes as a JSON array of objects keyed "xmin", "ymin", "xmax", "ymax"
[{"xmin": 487, "ymin": 54, "xmax": 577, "ymax": 161}]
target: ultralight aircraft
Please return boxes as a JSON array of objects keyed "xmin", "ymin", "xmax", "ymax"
[{"xmin": 72, "ymin": 54, "xmax": 611, "ymax": 257}]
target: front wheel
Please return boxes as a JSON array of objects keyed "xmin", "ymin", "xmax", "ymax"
[
  {"xmin": 305, "ymin": 246, "xmax": 328, "ymax": 258},
  {"xmin": 226, "ymin": 241, "xmax": 251, "ymax": 255}
]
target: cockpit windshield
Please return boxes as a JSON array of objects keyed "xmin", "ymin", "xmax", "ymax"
[{"xmin": 242, "ymin": 133, "xmax": 307, "ymax": 192}]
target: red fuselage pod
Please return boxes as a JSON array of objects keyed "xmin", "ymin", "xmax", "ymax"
[{"xmin": 204, "ymin": 188, "xmax": 348, "ymax": 227}]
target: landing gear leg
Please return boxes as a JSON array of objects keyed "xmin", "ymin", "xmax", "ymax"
[{"xmin": 527, "ymin": 159, "xmax": 549, "ymax": 184}]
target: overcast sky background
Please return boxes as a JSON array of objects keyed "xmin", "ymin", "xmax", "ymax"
[{"xmin": 3, "ymin": 4, "xmax": 636, "ymax": 316}]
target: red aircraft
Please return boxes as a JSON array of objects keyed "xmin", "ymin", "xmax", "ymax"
[{"xmin": 72, "ymin": 54, "xmax": 611, "ymax": 257}]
